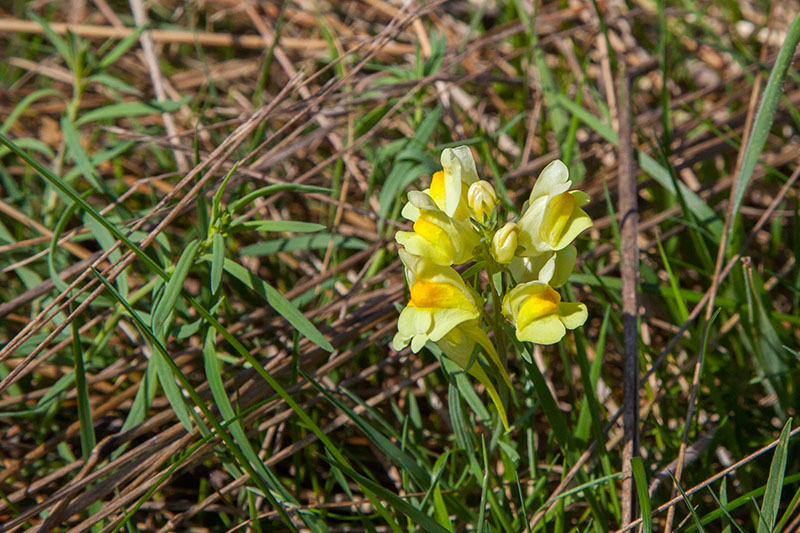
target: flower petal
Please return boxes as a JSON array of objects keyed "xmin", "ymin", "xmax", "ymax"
[
  {"xmin": 530, "ymin": 159, "xmax": 571, "ymax": 202},
  {"xmin": 558, "ymin": 302, "xmax": 588, "ymax": 330},
  {"xmin": 517, "ymin": 314, "xmax": 566, "ymax": 344},
  {"xmin": 550, "ymin": 246, "xmax": 577, "ymax": 288}
]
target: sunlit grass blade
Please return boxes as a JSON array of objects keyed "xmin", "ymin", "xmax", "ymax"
[
  {"xmin": 687, "ymin": 473, "xmax": 800, "ymax": 532},
  {"xmin": 210, "ymin": 232, "xmax": 224, "ymax": 294},
  {"xmin": 729, "ymin": 12, "xmax": 800, "ymax": 243},
  {"xmin": 74, "ymin": 98, "xmax": 188, "ymax": 125},
  {"xmin": 216, "ymin": 257, "xmax": 333, "ymax": 352},
  {"xmin": 757, "ymin": 418, "xmax": 793, "ymax": 533},
  {"xmin": 151, "ymin": 239, "xmax": 199, "ymax": 338}
]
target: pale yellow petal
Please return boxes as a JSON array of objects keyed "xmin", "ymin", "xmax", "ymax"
[
  {"xmin": 558, "ymin": 302, "xmax": 588, "ymax": 330},
  {"xmin": 392, "ymin": 331, "xmax": 410, "ymax": 351},
  {"xmin": 517, "ymin": 314, "xmax": 566, "ymax": 345},
  {"xmin": 550, "ymin": 246, "xmax": 577, "ymax": 288},
  {"xmin": 530, "ymin": 159, "xmax": 571, "ymax": 202},
  {"xmin": 411, "ymin": 334, "xmax": 427, "ymax": 352}
]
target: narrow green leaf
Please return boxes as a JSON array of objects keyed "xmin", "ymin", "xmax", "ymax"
[
  {"xmin": 48, "ymin": 199, "xmax": 83, "ymax": 294},
  {"xmin": 70, "ymin": 304, "xmax": 95, "ymax": 459},
  {"xmin": 240, "ymin": 234, "xmax": 368, "ymax": 255},
  {"xmin": 476, "ymin": 437, "xmax": 489, "ymax": 533},
  {"xmin": 210, "ymin": 233, "xmax": 225, "ymax": 294},
  {"xmin": 631, "ymin": 457, "xmax": 652, "ymax": 533},
  {"xmin": 228, "ymin": 184, "xmax": 332, "ymax": 213},
  {"xmin": 0, "ymin": 88, "xmax": 62, "ymax": 135},
  {"xmin": 757, "ymin": 418, "xmax": 793, "ymax": 533},
  {"xmin": 32, "ymin": 13, "xmax": 75, "ymax": 70},
  {"xmin": 671, "ymin": 473, "xmax": 706, "ymax": 532},
  {"xmin": 99, "ymin": 25, "xmax": 146, "ymax": 68},
  {"xmin": 226, "ymin": 220, "xmax": 325, "ymax": 234},
  {"xmin": 300, "ymin": 369, "xmax": 430, "ymax": 490},
  {"xmin": 84, "ymin": 213, "xmax": 128, "ymax": 299},
  {"xmin": 86, "ymin": 73, "xmax": 141, "ymax": 95},
  {"xmin": 74, "ymin": 98, "xmax": 189, "ymax": 125},
  {"xmin": 202, "ymin": 330, "xmax": 304, "ymax": 515},
  {"xmin": 730, "ymin": 13, "xmax": 800, "ymax": 242},
  {"xmin": 61, "ymin": 117, "xmax": 109, "ymax": 195},
  {"xmin": 515, "ymin": 339, "xmax": 571, "ymax": 452},
  {"xmin": 377, "ymin": 107, "xmax": 441, "ymax": 217},
  {"xmin": 152, "ymin": 240, "xmax": 200, "ymax": 337},
  {"xmin": 212, "ymin": 162, "xmax": 238, "ymax": 221},
  {"xmin": 687, "ymin": 473, "xmax": 800, "ymax": 532},
  {"xmin": 63, "ymin": 140, "xmax": 136, "ymax": 184},
  {"xmin": 151, "ymin": 341, "xmax": 193, "ymax": 432},
  {"xmin": 217, "ymin": 258, "xmax": 333, "ymax": 352}
]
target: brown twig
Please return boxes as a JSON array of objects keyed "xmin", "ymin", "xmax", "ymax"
[
  {"xmin": 128, "ymin": 0, "xmax": 188, "ymax": 173},
  {"xmin": 0, "ymin": 17, "xmax": 413, "ymax": 54}
]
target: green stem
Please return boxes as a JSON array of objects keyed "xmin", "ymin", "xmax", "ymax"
[{"xmin": 484, "ymin": 256, "xmax": 508, "ymax": 370}]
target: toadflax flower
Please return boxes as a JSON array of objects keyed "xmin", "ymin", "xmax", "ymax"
[
  {"xmin": 392, "ymin": 145, "xmax": 592, "ymax": 430},
  {"xmin": 392, "ymin": 249, "xmax": 484, "ymax": 353},
  {"xmin": 517, "ymin": 160, "xmax": 592, "ymax": 256},
  {"xmin": 395, "ymin": 191, "xmax": 479, "ymax": 266},
  {"xmin": 401, "ymin": 145, "xmax": 479, "ymax": 223},
  {"xmin": 502, "ymin": 280, "xmax": 588, "ymax": 345}
]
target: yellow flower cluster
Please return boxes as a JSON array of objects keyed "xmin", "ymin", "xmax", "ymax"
[{"xmin": 392, "ymin": 146, "xmax": 592, "ymax": 428}]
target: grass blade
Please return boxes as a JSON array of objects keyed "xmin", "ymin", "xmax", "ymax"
[
  {"xmin": 74, "ymin": 98, "xmax": 188, "ymax": 125},
  {"xmin": 70, "ymin": 303, "xmax": 95, "ymax": 459},
  {"xmin": 757, "ymin": 418, "xmax": 793, "ymax": 533},
  {"xmin": 217, "ymin": 257, "xmax": 333, "ymax": 352},
  {"xmin": 631, "ymin": 457, "xmax": 651, "ymax": 533},
  {"xmin": 152, "ymin": 239, "xmax": 200, "ymax": 338},
  {"xmin": 210, "ymin": 232, "xmax": 224, "ymax": 294},
  {"xmin": 729, "ymin": 13, "xmax": 800, "ymax": 242}
]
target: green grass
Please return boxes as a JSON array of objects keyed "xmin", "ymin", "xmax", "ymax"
[{"xmin": 0, "ymin": 1, "xmax": 799, "ymax": 531}]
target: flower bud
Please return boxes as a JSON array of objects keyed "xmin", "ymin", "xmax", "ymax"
[
  {"xmin": 467, "ymin": 180, "xmax": 497, "ymax": 221},
  {"xmin": 491, "ymin": 222, "xmax": 519, "ymax": 264}
]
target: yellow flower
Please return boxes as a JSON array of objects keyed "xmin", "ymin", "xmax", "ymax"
[
  {"xmin": 392, "ymin": 249, "xmax": 512, "ymax": 430},
  {"xmin": 401, "ymin": 146, "xmax": 478, "ymax": 222},
  {"xmin": 502, "ymin": 281, "xmax": 587, "ymax": 345},
  {"xmin": 467, "ymin": 180, "xmax": 497, "ymax": 222},
  {"xmin": 509, "ymin": 245, "xmax": 576, "ymax": 287},
  {"xmin": 392, "ymin": 249, "xmax": 483, "ymax": 352},
  {"xmin": 491, "ymin": 222, "xmax": 519, "ymax": 264},
  {"xmin": 517, "ymin": 160, "xmax": 592, "ymax": 255},
  {"xmin": 396, "ymin": 191, "xmax": 479, "ymax": 266}
]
